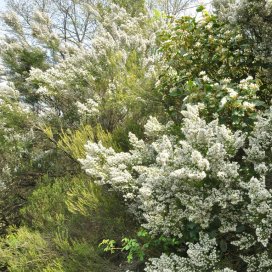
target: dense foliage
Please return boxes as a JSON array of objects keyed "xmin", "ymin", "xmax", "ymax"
[{"xmin": 0, "ymin": 0, "xmax": 271, "ymax": 271}]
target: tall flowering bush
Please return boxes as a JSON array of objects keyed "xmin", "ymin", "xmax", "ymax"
[
  {"xmin": 81, "ymin": 104, "xmax": 272, "ymax": 271},
  {"xmin": 27, "ymin": 4, "xmax": 164, "ymax": 129}
]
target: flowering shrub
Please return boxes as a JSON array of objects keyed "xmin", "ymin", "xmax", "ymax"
[
  {"xmin": 27, "ymin": 4, "xmax": 163, "ymax": 128},
  {"xmin": 245, "ymin": 107, "xmax": 272, "ymax": 177},
  {"xmin": 81, "ymin": 104, "xmax": 272, "ymax": 271},
  {"xmin": 145, "ymin": 233, "xmax": 236, "ymax": 272}
]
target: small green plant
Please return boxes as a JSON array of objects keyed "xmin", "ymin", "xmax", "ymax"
[{"xmin": 99, "ymin": 228, "xmax": 182, "ymax": 263}]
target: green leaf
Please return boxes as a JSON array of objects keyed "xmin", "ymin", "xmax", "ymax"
[{"xmin": 196, "ymin": 5, "xmax": 205, "ymax": 12}]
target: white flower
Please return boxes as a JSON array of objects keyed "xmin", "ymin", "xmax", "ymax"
[
  {"xmin": 144, "ymin": 116, "xmax": 165, "ymax": 137},
  {"xmin": 81, "ymin": 105, "xmax": 272, "ymax": 270},
  {"xmin": 202, "ymin": 75, "xmax": 210, "ymax": 82},
  {"xmin": 242, "ymin": 101, "xmax": 255, "ymax": 110},
  {"xmin": 220, "ymin": 97, "xmax": 228, "ymax": 107},
  {"xmin": 226, "ymin": 88, "xmax": 238, "ymax": 98}
]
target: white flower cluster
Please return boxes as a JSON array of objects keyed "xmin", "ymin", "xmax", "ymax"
[
  {"xmin": 196, "ymin": 73, "xmax": 259, "ymax": 113},
  {"xmin": 239, "ymin": 76, "xmax": 259, "ymax": 92},
  {"xmin": 242, "ymin": 251, "xmax": 272, "ymax": 272},
  {"xmin": 92, "ymin": 4, "xmax": 157, "ymax": 57},
  {"xmin": 2, "ymin": 11, "xmax": 23, "ymax": 35},
  {"xmin": 76, "ymin": 98, "xmax": 100, "ymax": 117},
  {"xmin": 144, "ymin": 116, "xmax": 166, "ymax": 137},
  {"xmin": 81, "ymin": 104, "xmax": 272, "ymax": 271},
  {"xmin": 27, "ymin": 4, "xmax": 162, "ymax": 121},
  {"xmin": 266, "ymin": 0, "xmax": 272, "ymax": 11},
  {"xmin": 0, "ymin": 83, "xmax": 19, "ymax": 100},
  {"xmin": 30, "ymin": 11, "xmax": 60, "ymax": 50},
  {"xmin": 81, "ymin": 104, "xmax": 244, "ymax": 233},
  {"xmin": 242, "ymin": 108, "xmax": 272, "ymax": 248},
  {"xmin": 145, "ymin": 233, "xmax": 235, "ymax": 272},
  {"xmin": 245, "ymin": 107, "xmax": 272, "ymax": 177}
]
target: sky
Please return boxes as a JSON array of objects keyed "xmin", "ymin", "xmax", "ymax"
[
  {"xmin": 0, "ymin": 0, "xmax": 212, "ymax": 35},
  {"xmin": 0, "ymin": 0, "xmax": 211, "ymax": 12},
  {"xmin": 0, "ymin": 0, "xmax": 6, "ymax": 11}
]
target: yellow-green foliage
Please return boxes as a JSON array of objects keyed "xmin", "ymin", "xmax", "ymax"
[
  {"xmin": 21, "ymin": 175, "xmax": 134, "ymax": 238},
  {"xmin": 66, "ymin": 178, "xmax": 134, "ymax": 239},
  {"xmin": 0, "ymin": 227, "xmax": 63, "ymax": 272},
  {"xmin": 20, "ymin": 176, "xmax": 69, "ymax": 231},
  {"xmin": 43, "ymin": 124, "xmax": 119, "ymax": 160},
  {"xmin": 0, "ymin": 225, "xmax": 117, "ymax": 272},
  {"xmin": 57, "ymin": 125, "xmax": 95, "ymax": 159},
  {"xmin": 66, "ymin": 179, "xmax": 105, "ymax": 217},
  {"xmin": 14, "ymin": 176, "xmax": 137, "ymax": 271}
]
